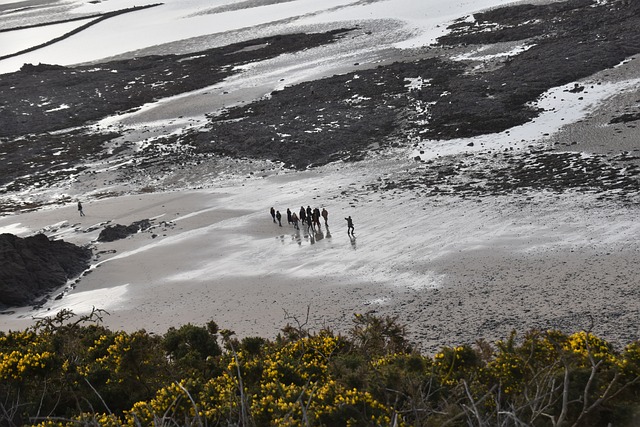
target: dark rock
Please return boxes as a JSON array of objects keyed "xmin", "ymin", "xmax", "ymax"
[
  {"xmin": 0, "ymin": 0, "xmax": 639, "ymax": 207},
  {"xmin": 0, "ymin": 233, "xmax": 92, "ymax": 307},
  {"xmin": 568, "ymin": 84, "xmax": 585, "ymax": 93},
  {"xmin": 610, "ymin": 112, "xmax": 640, "ymax": 124},
  {"xmin": 0, "ymin": 29, "xmax": 353, "ymax": 140},
  {"xmin": 97, "ymin": 219, "xmax": 152, "ymax": 242},
  {"xmin": 19, "ymin": 63, "xmax": 68, "ymax": 73}
]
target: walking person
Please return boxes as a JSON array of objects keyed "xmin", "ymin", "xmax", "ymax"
[
  {"xmin": 78, "ymin": 201, "xmax": 85, "ymax": 217},
  {"xmin": 321, "ymin": 208, "xmax": 328, "ymax": 227},
  {"xmin": 307, "ymin": 215, "xmax": 315, "ymax": 234},
  {"xmin": 286, "ymin": 208, "xmax": 292, "ymax": 225},
  {"xmin": 276, "ymin": 210, "xmax": 282, "ymax": 227},
  {"xmin": 299, "ymin": 206, "xmax": 307, "ymax": 225},
  {"xmin": 312, "ymin": 207, "xmax": 321, "ymax": 229},
  {"xmin": 270, "ymin": 207, "xmax": 276, "ymax": 223},
  {"xmin": 292, "ymin": 212, "xmax": 299, "ymax": 230},
  {"xmin": 345, "ymin": 216, "xmax": 354, "ymax": 235}
]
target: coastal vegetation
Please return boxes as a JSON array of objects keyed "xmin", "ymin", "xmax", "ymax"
[{"xmin": 1, "ymin": 309, "xmax": 639, "ymax": 426}]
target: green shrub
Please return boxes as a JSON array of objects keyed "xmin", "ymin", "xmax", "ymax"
[{"xmin": 2, "ymin": 311, "xmax": 640, "ymax": 426}]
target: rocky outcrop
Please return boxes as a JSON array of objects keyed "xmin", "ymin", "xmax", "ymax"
[
  {"xmin": 97, "ymin": 219, "xmax": 152, "ymax": 242},
  {"xmin": 0, "ymin": 233, "xmax": 92, "ymax": 307}
]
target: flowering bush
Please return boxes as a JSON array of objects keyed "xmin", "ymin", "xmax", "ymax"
[
  {"xmin": 1, "ymin": 311, "xmax": 639, "ymax": 426},
  {"xmin": 0, "ymin": 331, "xmax": 54, "ymax": 381}
]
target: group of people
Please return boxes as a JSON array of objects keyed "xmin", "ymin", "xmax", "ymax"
[
  {"xmin": 270, "ymin": 206, "xmax": 328, "ymax": 232},
  {"xmin": 270, "ymin": 206, "xmax": 355, "ymax": 236}
]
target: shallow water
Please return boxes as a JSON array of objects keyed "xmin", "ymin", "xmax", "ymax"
[{"xmin": 0, "ymin": 0, "xmax": 525, "ymax": 74}]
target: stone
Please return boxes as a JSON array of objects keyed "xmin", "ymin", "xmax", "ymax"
[{"xmin": 0, "ymin": 233, "xmax": 92, "ymax": 307}]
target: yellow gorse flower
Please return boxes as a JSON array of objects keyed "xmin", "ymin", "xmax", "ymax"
[{"xmin": 0, "ymin": 330, "xmax": 54, "ymax": 381}]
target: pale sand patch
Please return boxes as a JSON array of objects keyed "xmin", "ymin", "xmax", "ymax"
[
  {"xmin": 0, "ymin": 222, "xmax": 30, "ymax": 235},
  {"xmin": 550, "ymin": 55, "xmax": 640, "ymax": 156}
]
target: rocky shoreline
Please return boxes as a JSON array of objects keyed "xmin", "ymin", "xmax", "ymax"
[{"xmin": 1, "ymin": 0, "xmax": 639, "ymax": 213}]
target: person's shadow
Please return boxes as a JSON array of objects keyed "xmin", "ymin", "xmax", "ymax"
[
  {"xmin": 325, "ymin": 226, "xmax": 331, "ymax": 239},
  {"xmin": 292, "ymin": 229, "xmax": 302, "ymax": 246},
  {"xmin": 349, "ymin": 234, "xmax": 356, "ymax": 250}
]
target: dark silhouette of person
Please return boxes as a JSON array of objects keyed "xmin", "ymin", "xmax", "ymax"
[
  {"xmin": 286, "ymin": 208, "xmax": 292, "ymax": 225},
  {"xmin": 307, "ymin": 215, "xmax": 314, "ymax": 233},
  {"xmin": 78, "ymin": 201, "xmax": 85, "ymax": 217},
  {"xmin": 306, "ymin": 206, "xmax": 313, "ymax": 222},
  {"xmin": 313, "ymin": 207, "xmax": 321, "ymax": 230},
  {"xmin": 276, "ymin": 210, "xmax": 282, "ymax": 227},
  {"xmin": 345, "ymin": 216, "xmax": 354, "ymax": 235},
  {"xmin": 270, "ymin": 207, "xmax": 276, "ymax": 223},
  {"xmin": 299, "ymin": 206, "xmax": 306, "ymax": 225},
  {"xmin": 321, "ymin": 208, "xmax": 328, "ymax": 226},
  {"xmin": 291, "ymin": 212, "xmax": 299, "ymax": 230}
]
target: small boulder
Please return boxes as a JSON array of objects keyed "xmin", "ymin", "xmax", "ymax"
[{"xmin": 97, "ymin": 219, "xmax": 152, "ymax": 242}]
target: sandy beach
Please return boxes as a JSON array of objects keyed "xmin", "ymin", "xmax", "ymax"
[{"xmin": 1, "ymin": 144, "xmax": 639, "ymax": 353}]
